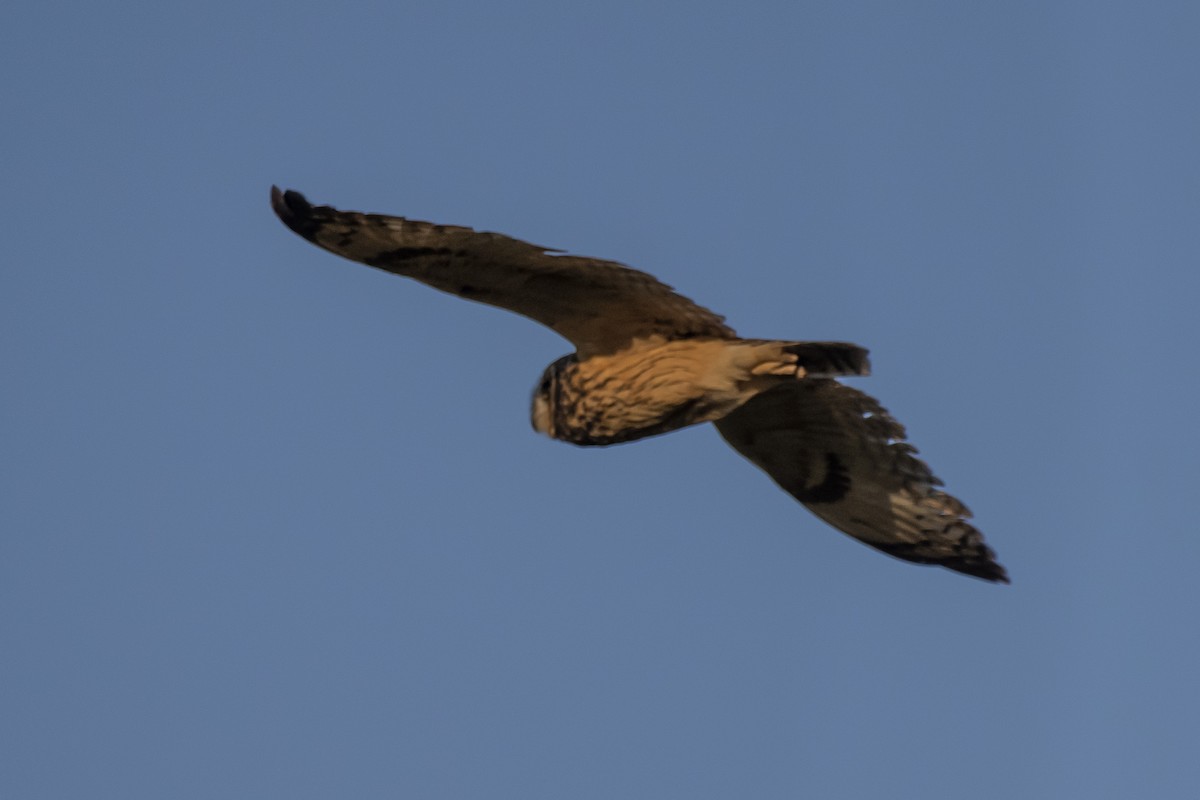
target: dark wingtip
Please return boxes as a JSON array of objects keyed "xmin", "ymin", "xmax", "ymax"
[
  {"xmin": 951, "ymin": 554, "xmax": 1010, "ymax": 584},
  {"xmin": 972, "ymin": 561, "xmax": 1011, "ymax": 584},
  {"xmin": 874, "ymin": 538, "xmax": 1010, "ymax": 584},
  {"xmin": 269, "ymin": 186, "xmax": 320, "ymax": 241}
]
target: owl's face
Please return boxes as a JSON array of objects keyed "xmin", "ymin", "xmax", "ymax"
[
  {"xmin": 530, "ymin": 374, "xmax": 553, "ymax": 437},
  {"xmin": 529, "ymin": 362, "xmax": 559, "ymax": 438},
  {"xmin": 530, "ymin": 355, "xmax": 574, "ymax": 439}
]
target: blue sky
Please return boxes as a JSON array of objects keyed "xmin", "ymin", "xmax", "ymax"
[{"xmin": 4, "ymin": 1, "xmax": 1198, "ymax": 797}]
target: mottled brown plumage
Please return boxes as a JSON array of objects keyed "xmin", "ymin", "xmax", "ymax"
[
  {"xmin": 716, "ymin": 381, "xmax": 1006, "ymax": 582},
  {"xmin": 271, "ymin": 188, "xmax": 733, "ymax": 358},
  {"xmin": 271, "ymin": 187, "xmax": 1008, "ymax": 583}
]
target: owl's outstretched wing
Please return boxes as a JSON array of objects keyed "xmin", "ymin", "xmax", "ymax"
[
  {"xmin": 271, "ymin": 188, "xmax": 735, "ymax": 357},
  {"xmin": 715, "ymin": 380, "xmax": 1008, "ymax": 582}
]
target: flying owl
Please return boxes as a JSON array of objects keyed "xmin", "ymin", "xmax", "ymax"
[{"xmin": 271, "ymin": 187, "xmax": 1008, "ymax": 583}]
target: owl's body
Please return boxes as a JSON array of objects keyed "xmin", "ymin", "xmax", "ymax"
[
  {"xmin": 272, "ymin": 187, "xmax": 1009, "ymax": 583},
  {"xmin": 532, "ymin": 337, "xmax": 869, "ymax": 446}
]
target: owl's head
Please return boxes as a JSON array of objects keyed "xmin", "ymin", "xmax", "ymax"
[{"xmin": 529, "ymin": 355, "xmax": 573, "ymax": 438}]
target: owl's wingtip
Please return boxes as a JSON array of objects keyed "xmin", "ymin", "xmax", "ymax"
[
  {"xmin": 950, "ymin": 551, "xmax": 1010, "ymax": 584},
  {"xmin": 270, "ymin": 185, "xmax": 305, "ymax": 213},
  {"xmin": 270, "ymin": 186, "xmax": 321, "ymax": 240},
  {"xmin": 974, "ymin": 563, "xmax": 1010, "ymax": 584}
]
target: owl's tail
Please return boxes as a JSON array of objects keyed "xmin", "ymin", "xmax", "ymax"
[
  {"xmin": 743, "ymin": 340, "xmax": 870, "ymax": 380},
  {"xmin": 778, "ymin": 341, "xmax": 871, "ymax": 378}
]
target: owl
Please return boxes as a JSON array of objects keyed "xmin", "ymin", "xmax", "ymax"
[{"xmin": 272, "ymin": 188, "xmax": 1007, "ymax": 583}]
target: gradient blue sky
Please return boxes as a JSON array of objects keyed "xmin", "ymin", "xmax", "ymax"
[{"xmin": 4, "ymin": 2, "xmax": 1199, "ymax": 798}]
